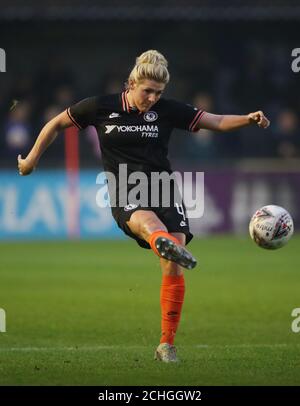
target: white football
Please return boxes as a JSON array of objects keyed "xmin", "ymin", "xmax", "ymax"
[{"xmin": 249, "ymin": 205, "xmax": 294, "ymax": 250}]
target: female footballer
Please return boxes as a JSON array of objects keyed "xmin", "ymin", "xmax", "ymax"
[{"xmin": 18, "ymin": 50, "xmax": 270, "ymax": 362}]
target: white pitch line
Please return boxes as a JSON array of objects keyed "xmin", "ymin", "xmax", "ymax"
[
  {"xmin": 195, "ymin": 343, "xmax": 296, "ymax": 349},
  {"xmin": 0, "ymin": 346, "xmax": 143, "ymax": 352},
  {"xmin": 0, "ymin": 343, "xmax": 299, "ymax": 352}
]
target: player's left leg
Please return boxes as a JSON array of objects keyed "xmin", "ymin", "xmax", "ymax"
[{"xmin": 155, "ymin": 232, "xmax": 186, "ymax": 363}]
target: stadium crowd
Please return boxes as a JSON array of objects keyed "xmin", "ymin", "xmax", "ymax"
[{"xmin": 1, "ymin": 37, "xmax": 299, "ymax": 167}]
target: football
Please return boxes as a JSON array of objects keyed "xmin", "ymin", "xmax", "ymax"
[{"xmin": 249, "ymin": 205, "xmax": 294, "ymax": 250}]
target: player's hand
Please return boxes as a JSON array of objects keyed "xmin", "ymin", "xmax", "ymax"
[
  {"xmin": 17, "ymin": 154, "xmax": 36, "ymax": 176},
  {"xmin": 248, "ymin": 111, "xmax": 270, "ymax": 129}
]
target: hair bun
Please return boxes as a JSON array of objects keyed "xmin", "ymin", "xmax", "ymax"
[
  {"xmin": 136, "ymin": 50, "xmax": 168, "ymax": 67},
  {"xmin": 127, "ymin": 49, "xmax": 170, "ymax": 85}
]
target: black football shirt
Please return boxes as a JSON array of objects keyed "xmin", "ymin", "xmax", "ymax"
[{"xmin": 67, "ymin": 91, "xmax": 205, "ymax": 206}]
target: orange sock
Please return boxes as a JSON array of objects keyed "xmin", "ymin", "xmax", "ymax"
[
  {"xmin": 160, "ymin": 274, "xmax": 185, "ymax": 345},
  {"xmin": 149, "ymin": 230, "xmax": 180, "ymax": 257}
]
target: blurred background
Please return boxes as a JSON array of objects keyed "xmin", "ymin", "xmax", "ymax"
[{"xmin": 0, "ymin": 0, "xmax": 299, "ymax": 239}]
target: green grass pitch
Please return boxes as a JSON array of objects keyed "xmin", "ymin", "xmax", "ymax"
[{"xmin": 0, "ymin": 236, "xmax": 300, "ymax": 386}]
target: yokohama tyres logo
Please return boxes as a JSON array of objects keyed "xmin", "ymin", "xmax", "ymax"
[{"xmin": 105, "ymin": 125, "xmax": 158, "ymax": 134}]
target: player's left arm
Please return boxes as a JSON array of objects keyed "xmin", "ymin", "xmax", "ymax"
[{"xmin": 194, "ymin": 111, "xmax": 270, "ymax": 132}]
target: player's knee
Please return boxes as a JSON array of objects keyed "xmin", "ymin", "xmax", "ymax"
[
  {"xmin": 128, "ymin": 211, "xmax": 167, "ymax": 240},
  {"xmin": 140, "ymin": 218, "xmax": 165, "ymax": 238}
]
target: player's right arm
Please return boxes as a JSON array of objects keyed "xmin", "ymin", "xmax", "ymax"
[
  {"xmin": 18, "ymin": 96, "xmax": 99, "ymax": 176},
  {"xmin": 17, "ymin": 110, "xmax": 75, "ymax": 176}
]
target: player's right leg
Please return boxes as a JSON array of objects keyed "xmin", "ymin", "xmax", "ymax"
[{"xmin": 126, "ymin": 210, "xmax": 196, "ymax": 270}]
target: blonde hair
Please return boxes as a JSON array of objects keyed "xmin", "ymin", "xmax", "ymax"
[{"xmin": 127, "ymin": 50, "xmax": 170, "ymax": 86}]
